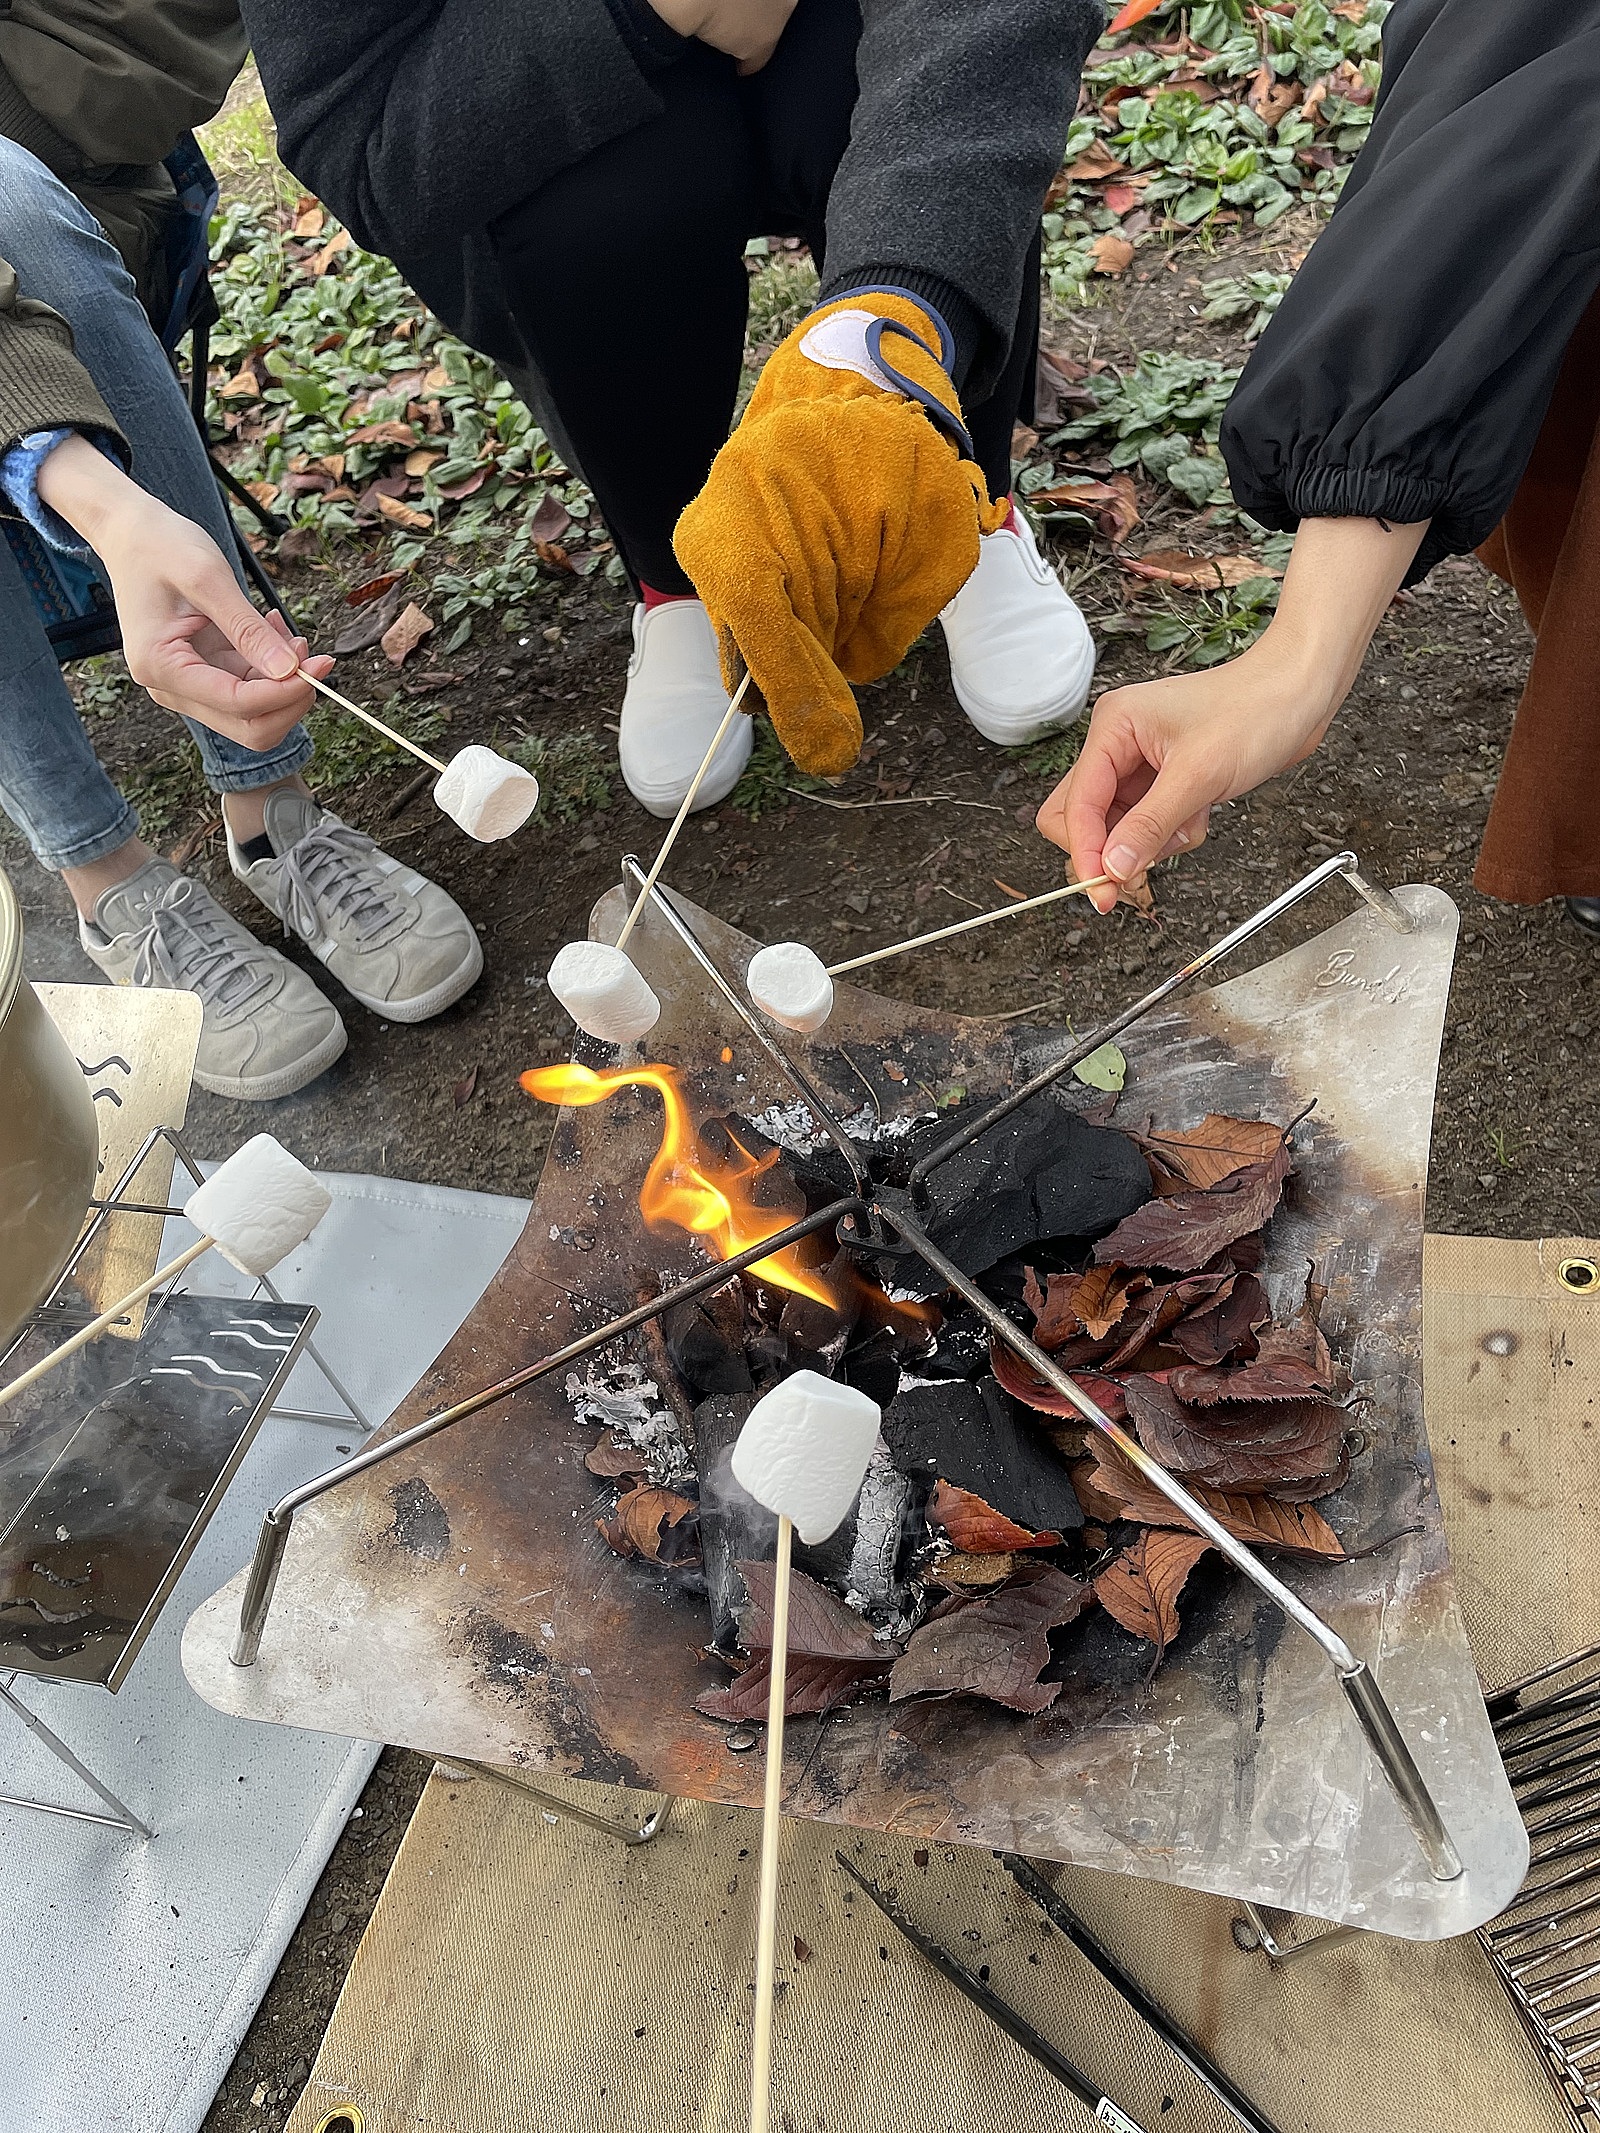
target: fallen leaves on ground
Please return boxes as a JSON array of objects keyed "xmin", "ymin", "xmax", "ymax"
[
  {"xmin": 1028, "ymin": 472, "xmax": 1140, "ymax": 544},
  {"xmin": 1094, "ymin": 1139, "xmax": 1294, "ymax": 1273},
  {"xmin": 1094, "ymin": 1529, "xmax": 1211, "ymax": 1657},
  {"xmin": 1091, "ymin": 233, "xmax": 1136, "ymax": 276},
  {"xmin": 597, "ymin": 1482, "xmax": 697, "ymax": 1562},
  {"xmin": 1121, "ymin": 549, "xmax": 1280, "ymax": 590},
  {"xmin": 345, "ymin": 569, "xmax": 405, "ymax": 609},
  {"xmin": 927, "ymin": 1479, "xmax": 1061, "ymax": 1554},
  {"xmin": 451, "ymin": 1065, "xmax": 478, "ymax": 1108},
  {"xmin": 375, "ymin": 492, "xmax": 431, "ymax": 532},
  {"xmin": 381, "ymin": 600, "xmax": 434, "ymax": 665},
  {"xmin": 890, "ymin": 1568, "xmax": 1087, "ymax": 1713}
]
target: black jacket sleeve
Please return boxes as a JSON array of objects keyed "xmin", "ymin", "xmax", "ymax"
[
  {"xmin": 820, "ymin": 0, "xmax": 1104, "ymax": 399},
  {"xmin": 1220, "ymin": 0, "xmax": 1600, "ymax": 582},
  {"xmin": 240, "ymin": 0, "xmax": 667, "ymax": 266}
]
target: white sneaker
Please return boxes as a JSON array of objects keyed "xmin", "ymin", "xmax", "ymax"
[
  {"xmin": 229, "ymin": 790, "xmax": 483, "ymax": 1024},
  {"xmin": 939, "ymin": 511, "xmax": 1096, "ymax": 745},
  {"xmin": 618, "ymin": 600, "xmax": 754, "ymax": 818}
]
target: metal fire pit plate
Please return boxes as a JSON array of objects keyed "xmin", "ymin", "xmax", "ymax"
[{"xmin": 183, "ymin": 882, "xmax": 1528, "ymax": 1937}]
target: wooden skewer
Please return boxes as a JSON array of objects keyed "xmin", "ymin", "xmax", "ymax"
[
  {"xmin": 827, "ymin": 873, "xmax": 1113, "ymax": 977},
  {"xmin": 296, "ymin": 667, "xmax": 448, "ymax": 775},
  {"xmin": 615, "ymin": 671, "xmax": 754, "ymax": 952},
  {"xmin": 0, "ymin": 1236, "xmax": 212, "ymax": 1412},
  {"xmin": 748, "ymin": 1510, "xmax": 793, "ymax": 2133}
]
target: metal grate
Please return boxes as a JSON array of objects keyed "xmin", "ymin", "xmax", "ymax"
[{"xmin": 1484, "ymin": 1644, "xmax": 1600, "ymax": 2130}]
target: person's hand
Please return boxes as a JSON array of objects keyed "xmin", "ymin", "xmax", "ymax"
[
  {"xmin": 1037, "ymin": 644, "xmax": 1342, "ymax": 913},
  {"xmin": 35, "ymin": 434, "xmax": 330, "ymax": 749},
  {"xmin": 1037, "ymin": 513, "xmax": 1432, "ymax": 911},
  {"xmin": 674, "ymin": 291, "xmax": 1006, "ymax": 775},
  {"xmin": 647, "ymin": 0, "xmax": 797, "ymax": 72}
]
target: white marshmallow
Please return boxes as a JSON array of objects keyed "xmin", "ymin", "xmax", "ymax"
[
  {"xmin": 747, "ymin": 941, "xmax": 834, "ymax": 1034},
  {"xmin": 731, "ymin": 1369, "xmax": 881, "ymax": 1545},
  {"xmin": 548, "ymin": 940, "xmax": 661, "ymax": 1045},
  {"xmin": 433, "ymin": 745, "xmax": 539, "ymax": 841},
  {"xmin": 183, "ymin": 1133, "xmax": 333, "ymax": 1277}
]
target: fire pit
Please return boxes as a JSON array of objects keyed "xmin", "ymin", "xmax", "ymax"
[{"xmin": 183, "ymin": 858, "xmax": 1528, "ymax": 1937}]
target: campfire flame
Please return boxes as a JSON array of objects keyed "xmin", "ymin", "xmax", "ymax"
[{"xmin": 520, "ymin": 1062, "xmax": 836, "ymax": 1306}]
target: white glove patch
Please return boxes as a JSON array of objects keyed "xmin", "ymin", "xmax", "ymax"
[{"xmin": 798, "ymin": 308, "xmax": 900, "ymax": 392}]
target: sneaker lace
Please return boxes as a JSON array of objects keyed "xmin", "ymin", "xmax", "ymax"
[
  {"xmin": 273, "ymin": 819, "xmax": 404, "ymax": 948},
  {"xmin": 130, "ymin": 876, "xmax": 272, "ymax": 1012}
]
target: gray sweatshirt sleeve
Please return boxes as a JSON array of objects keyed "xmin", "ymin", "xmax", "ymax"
[
  {"xmin": 819, "ymin": 0, "xmax": 1105, "ymax": 398},
  {"xmin": 242, "ymin": 0, "xmax": 666, "ymax": 266}
]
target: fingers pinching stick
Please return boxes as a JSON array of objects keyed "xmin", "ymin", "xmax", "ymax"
[
  {"xmin": 0, "ymin": 1134, "xmax": 332, "ymax": 1411},
  {"xmin": 297, "ymin": 669, "xmax": 540, "ymax": 841},
  {"xmin": 746, "ymin": 873, "xmax": 1113, "ymax": 1034},
  {"xmin": 731, "ymin": 1369, "xmax": 881, "ymax": 2133},
  {"xmin": 547, "ymin": 670, "xmax": 754, "ymax": 1044}
]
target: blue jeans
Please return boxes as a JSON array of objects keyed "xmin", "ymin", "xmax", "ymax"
[{"xmin": 0, "ymin": 138, "xmax": 312, "ymax": 872}]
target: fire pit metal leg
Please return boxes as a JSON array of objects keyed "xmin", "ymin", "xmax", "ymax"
[
  {"xmin": 229, "ymin": 1198, "xmax": 863, "ymax": 1667},
  {"xmin": 870, "ymin": 1203, "xmax": 1465, "ymax": 1885}
]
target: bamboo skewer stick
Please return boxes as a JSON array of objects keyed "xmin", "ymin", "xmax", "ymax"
[
  {"xmin": 827, "ymin": 873, "xmax": 1112, "ymax": 976},
  {"xmin": 749, "ymin": 1509, "xmax": 793, "ymax": 2133},
  {"xmin": 296, "ymin": 667, "xmax": 448, "ymax": 775},
  {"xmin": 0, "ymin": 1236, "xmax": 212, "ymax": 1412},
  {"xmin": 616, "ymin": 671, "xmax": 753, "ymax": 952}
]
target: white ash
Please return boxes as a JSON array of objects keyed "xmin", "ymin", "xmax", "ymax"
[
  {"xmin": 843, "ymin": 1441, "xmax": 917, "ymax": 1617},
  {"xmin": 563, "ymin": 1359, "xmax": 690, "ymax": 1485},
  {"xmin": 747, "ymin": 1100, "xmax": 932, "ymax": 1156}
]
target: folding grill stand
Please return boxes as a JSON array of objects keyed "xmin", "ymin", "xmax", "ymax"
[
  {"xmin": 226, "ymin": 850, "xmax": 1462, "ymax": 1886},
  {"xmin": 0, "ymin": 1124, "xmax": 367, "ymax": 1836}
]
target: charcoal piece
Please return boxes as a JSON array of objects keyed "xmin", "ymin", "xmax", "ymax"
[
  {"xmin": 692, "ymin": 1393, "xmax": 770, "ymax": 1648},
  {"xmin": 664, "ymin": 1300, "xmax": 754, "ymax": 1398},
  {"xmin": 893, "ymin": 1099, "xmax": 1151, "ymax": 1297},
  {"xmin": 842, "ymin": 1325, "xmax": 903, "ymax": 1408},
  {"xmin": 709, "ymin": 1114, "xmax": 856, "ymax": 1209},
  {"xmin": 744, "ymin": 1331, "xmax": 790, "ymax": 1390},
  {"xmin": 881, "ymin": 1379, "xmax": 1084, "ymax": 1534},
  {"xmin": 920, "ymin": 1308, "xmax": 996, "ymax": 1381}
]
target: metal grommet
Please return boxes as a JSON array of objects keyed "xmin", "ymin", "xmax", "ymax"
[
  {"xmin": 1558, "ymin": 1258, "xmax": 1599, "ymax": 1295},
  {"xmin": 315, "ymin": 2111, "xmax": 364, "ymax": 2133}
]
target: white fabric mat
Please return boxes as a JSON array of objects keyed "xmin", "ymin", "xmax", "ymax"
[{"xmin": 0, "ymin": 1172, "xmax": 530, "ymax": 2133}]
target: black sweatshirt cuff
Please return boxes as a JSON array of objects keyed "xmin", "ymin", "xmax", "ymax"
[
  {"xmin": 600, "ymin": 0, "xmax": 689, "ymax": 75},
  {"xmin": 816, "ymin": 265, "xmax": 986, "ymax": 395}
]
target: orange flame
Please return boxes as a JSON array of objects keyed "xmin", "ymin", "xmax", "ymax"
[{"xmin": 520, "ymin": 1061, "xmax": 836, "ymax": 1306}]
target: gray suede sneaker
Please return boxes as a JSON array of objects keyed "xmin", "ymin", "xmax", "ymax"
[
  {"xmin": 81, "ymin": 859, "xmax": 347, "ymax": 1101},
  {"xmin": 228, "ymin": 791, "xmax": 482, "ymax": 1023}
]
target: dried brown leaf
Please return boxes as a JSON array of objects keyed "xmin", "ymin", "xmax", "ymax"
[
  {"xmin": 1121, "ymin": 550, "xmax": 1278, "ymax": 591},
  {"xmin": 928, "ymin": 1550, "xmax": 1018, "ymax": 1590},
  {"xmin": 584, "ymin": 1434, "xmax": 646, "ymax": 1480},
  {"xmin": 1122, "ymin": 1377, "xmax": 1348, "ymax": 1492},
  {"xmin": 344, "ymin": 570, "xmax": 405, "ymax": 610},
  {"xmin": 991, "ymin": 1340, "xmax": 1127, "ymax": 1423},
  {"xmin": 1091, "ymin": 233, "xmax": 1136, "ymax": 276},
  {"xmin": 889, "ymin": 1568, "xmax": 1087, "ymax": 1713},
  {"xmin": 1167, "ymin": 1271, "xmax": 1269, "ymax": 1366},
  {"xmin": 375, "ymin": 492, "xmax": 431, "ymax": 532},
  {"xmin": 451, "ymin": 1064, "xmax": 478, "ymax": 1108},
  {"xmin": 1063, "ymin": 141, "xmax": 1129, "ymax": 182},
  {"xmin": 736, "ymin": 1561, "xmax": 884, "ymax": 1662},
  {"xmin": 927, "ymin": 1479, "xmax": 1060, "ymax": 1554},
  {"xmin": 598, "ymin": 1483, "xmax": 696, "ymax": 1562},
  {"xmin": 308, "ymin": 227, "xmax": 351, "ymax": 276},
  {"xmin": 694, "ymin": 1651, "xmax": 886, "ymax": 1722},
  {"xmin": 380, "ymin": 600, "xmax": 434, "ymax": 666},
  {"xmin": 1094, "ymin": 1142, "xmax": 1293, "ymax": 1273},
  {"xmin": 527, "ymin": 493, "xmax": 573, "ymax": 543},
  {"xmin": 1024, "ymin": 1263, "xmax": 1150, "ymax": 1348},
  {"xmin": 1135, "ymin": 1114, "xmax": 1286, "ymax": 1192},
  {"xmin": 1094, "ymin": 1529, "xmax": 1211, "ymax": 1656},
  {"xmin": 1082, "ymin": 1442, "xmax": 1346, "ymax": 1555}
]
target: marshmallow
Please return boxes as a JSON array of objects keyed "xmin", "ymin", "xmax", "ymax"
[
  {"xmin": 548, "ymin": 940, "xmax": 662, "ymax": 1045},
  {"xmin": 183, "ymin": 1133, "xmax": 333, "ymax": 1277},
  {"xmin": 747, "ymin": 942, "xmax": 834, "ymax": 1035},
  {"xmin": 731, "ymin": 1369, "xmax": 881, "ymax": 1545},
  {"xmin": 433, "ymin": 745, "xmax": 540, "ymax": 841}
]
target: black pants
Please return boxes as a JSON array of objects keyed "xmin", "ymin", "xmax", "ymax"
[{"xmin": 488, "ymin": 0, "xmax": 1039, "ymax": 595}]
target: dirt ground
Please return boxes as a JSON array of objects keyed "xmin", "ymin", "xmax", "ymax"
[{"xmin": 11, "ymin": 228, "xmax": 1598, "ymax": 2129}]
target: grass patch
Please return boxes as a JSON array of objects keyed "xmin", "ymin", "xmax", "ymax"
[
  {"xmin": 1011, "ymin": 727, "xmax": 1085, "ymax": 784},
  {"xmin": 730, "ymin": 720, "xmax": 821, "ymax": 820},
  {"xmin": 305, "ymin": 698, "xmax": 449, "ymax": 794},
  {"xmin": 123, "ymin": 749, "xmax": 208, "ymax": 844},
  {"xmin": 506, "ymin": 729, "xmax": 613, "ymax": 824}
]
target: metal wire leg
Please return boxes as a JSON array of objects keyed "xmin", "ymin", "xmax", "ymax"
[
  {"xmin": 0, "ymin": 1678, "xmax": 153, "ymax": 1838},
  {"xmin": 1229, "ymin": 1901, "xmax": 1364, "ymax": 1967},
  {"xmin": 450, "ymin": 1760, "xmax": 676, "ymax": 1846}
]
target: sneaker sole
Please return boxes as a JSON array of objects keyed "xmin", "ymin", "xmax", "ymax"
[
  {"xmin": 337, "ymin": 926, "xmax": 485, "ymax": 1023},
  {"xmin": 192, "ymin": 1016, "xmax": 348, "ymax": 1102},
  {"xmin": 620, "ymin": 724, "xmax": 754, "ymax": 819}
]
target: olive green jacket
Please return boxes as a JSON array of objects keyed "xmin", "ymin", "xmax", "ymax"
[{"xmin": 0, "ymin": 0, "xmax": 245, "ymax": 461}]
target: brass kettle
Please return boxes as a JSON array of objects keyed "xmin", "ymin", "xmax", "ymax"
[{"xmin": 0, "ymin": 864, "xmax": 99, "ymax": 1349}]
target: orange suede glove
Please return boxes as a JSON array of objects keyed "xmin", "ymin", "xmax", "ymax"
[{"xmin": 673, "ymin": 289, "xmax": 1008, "ymax": 777}]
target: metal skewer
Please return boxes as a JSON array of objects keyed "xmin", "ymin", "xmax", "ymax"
[
  {"xmin": 835, "ymin": 1852, "xmax": 1150, "ymax": 2132},
  {"xmin": 296, "ymin": 666, "xmax": 447, "ymax": 774}
]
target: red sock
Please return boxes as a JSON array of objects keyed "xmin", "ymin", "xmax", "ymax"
[
  {"xmin": 998, "ymin": 497, "xmax": 1021, "ymax": 534},
  {"xmin": 641, "ymin": 581, "xmax": 697, "ymax": 610}
]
